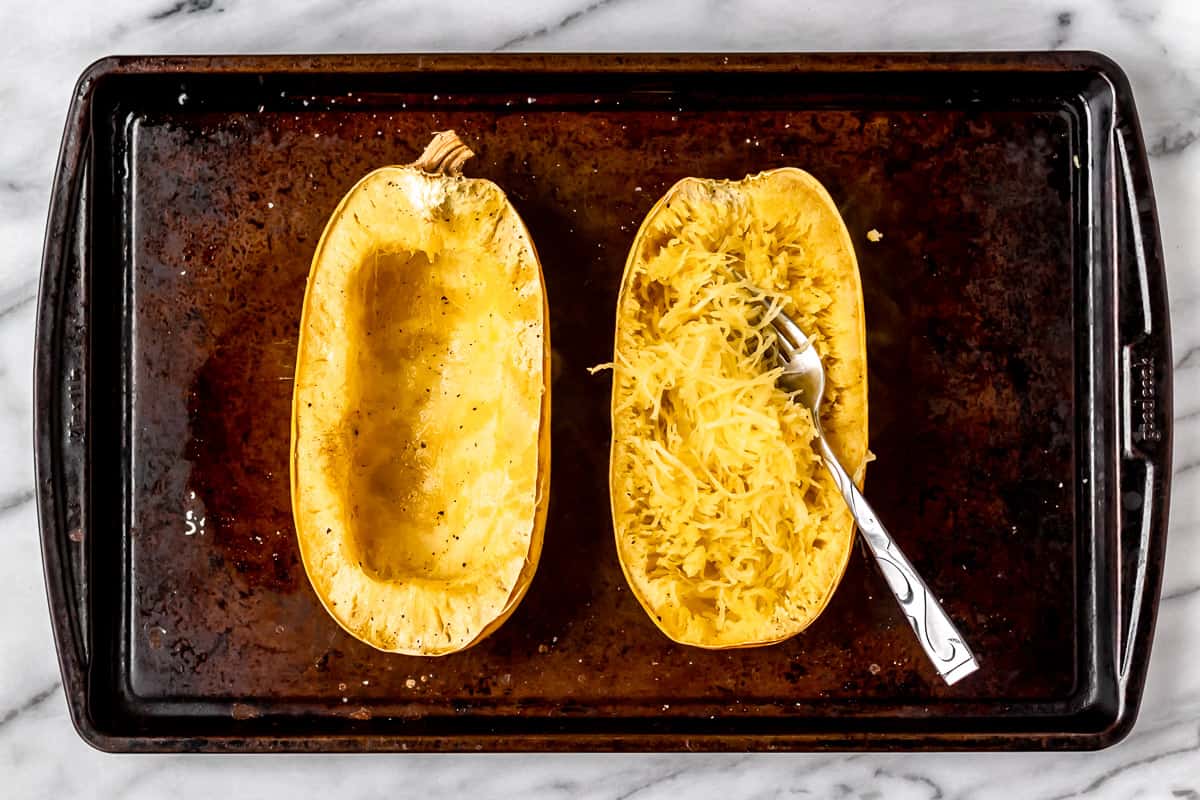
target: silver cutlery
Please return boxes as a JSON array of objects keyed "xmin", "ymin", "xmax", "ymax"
[{"xmin": 763, "ymin": 299, "xmax": 979, "ymax": 686}]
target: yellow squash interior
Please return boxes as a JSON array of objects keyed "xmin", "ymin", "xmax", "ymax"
[
  {"xmin": 292, "ymin": 135, "xmax": 549, "ymax": 655},
  {"xmin": 610, "ymin": 169, "xmax": 868, "ymax": 649}
]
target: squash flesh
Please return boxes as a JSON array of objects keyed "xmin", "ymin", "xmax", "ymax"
[
  {"xmin": 611, "ymin": 170, "xmax": 868, "ymax": 648},
  {"xmin": 292, "ymin": 139, "xmax": 548, "ymax": 655}
]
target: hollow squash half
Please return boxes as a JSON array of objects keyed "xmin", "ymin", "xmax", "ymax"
[
  {"xmin": 291, "ymin": 132, "xmax": 550, "ymax": 655},
  {"xmin": 609, "ymin": 169, "xmax": 868, "ymax": 649}
]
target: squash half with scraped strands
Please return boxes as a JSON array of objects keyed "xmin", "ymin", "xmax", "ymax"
[
  {"xmin": 609, "ymin": 169, "xmax": 868, "ymax": 649},
  {"xmin": 291, "ymin": 131, "xmax": 550, "ymax": 655}
]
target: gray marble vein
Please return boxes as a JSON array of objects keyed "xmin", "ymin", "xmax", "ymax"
[
  {"xmin": 1044, "ymin": 725, "xmax": 1200, "ymax": 800},
  {"xmin": 1162, "ymin": 584, "xmax": 1200, "ymax": 603},
  {"xmin": 148, "ymin": 0, "xmax": 225, "ymax": 22},
  {"xmin": 496, "ymin": 0, "xmax": 630, "ymax": 51},
  {"xmin": 1, "ymin": 0, "xmax": 1199, "ymax": 797},
  {"xmin": 0, "ymin": 294, "xmax": 34, "ymax": 322},
  {"xmin": 1151, "ymin": 129, "xmax": 1200, "ymax": 158},
  {"xmin": 0, "ymin": 489, "xmax": 34, "ymax": 515},
  {"xmin": 0, "ymin": 682, "xmax": 60, "ymax": 730},
  {"xmin": 1050, "ymin": 11, "xmax": 1075, "ymax": 50}
]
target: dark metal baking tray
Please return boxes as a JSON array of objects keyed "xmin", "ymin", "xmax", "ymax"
[{"xmin": 36, "ymin": 52, "xmax": 1171, "ymax": 752}]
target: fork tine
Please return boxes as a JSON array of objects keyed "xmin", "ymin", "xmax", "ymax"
[
  {"xmin": 770, "ymin": 320, "xmax": 799, "ymax": 361},
  {"xmin": 738, "ymin": 273, "xmax": 810, "ymax": 361},
  {"xmin": 769, "ymin": 309, "xmax": 809, "ymax": 353}
]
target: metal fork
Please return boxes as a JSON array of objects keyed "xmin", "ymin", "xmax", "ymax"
[{"xmin": 766, "ymin": 304, "xmax": 979, "ymax": 685}]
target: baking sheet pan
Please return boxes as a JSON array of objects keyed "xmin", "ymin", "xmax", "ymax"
[{"xmin": 35, "ymin": 53, "xmax": 1171, "ymax": 751}]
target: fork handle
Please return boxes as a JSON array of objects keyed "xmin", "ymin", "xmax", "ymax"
[{"xmin": 818, "ymin": 437, "xmax": 979, "ymax": 686}]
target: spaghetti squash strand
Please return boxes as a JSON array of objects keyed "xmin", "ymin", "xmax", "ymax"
[{"xmin": 612, "ymin": 175, "xmax": 865, "ymax": 647}]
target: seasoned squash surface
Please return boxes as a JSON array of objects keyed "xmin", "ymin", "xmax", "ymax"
[{"xmin": 291, "ymin": 132, "xmax": 549, "ymax": 655}]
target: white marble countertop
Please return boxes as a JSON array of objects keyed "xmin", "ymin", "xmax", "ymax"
[{"xmin": 3, "ymin": 0, "xmax": 1199, "ymax": 797}]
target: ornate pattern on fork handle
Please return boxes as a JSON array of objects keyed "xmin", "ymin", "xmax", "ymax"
[{"xmin": 819, "ymin": 438, "xmax": 980, "ymax": 685}]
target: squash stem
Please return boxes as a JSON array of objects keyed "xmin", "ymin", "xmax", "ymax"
[{"xmin": 411, "ymin": 130, "xmax": 474, "ymax": 176}]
